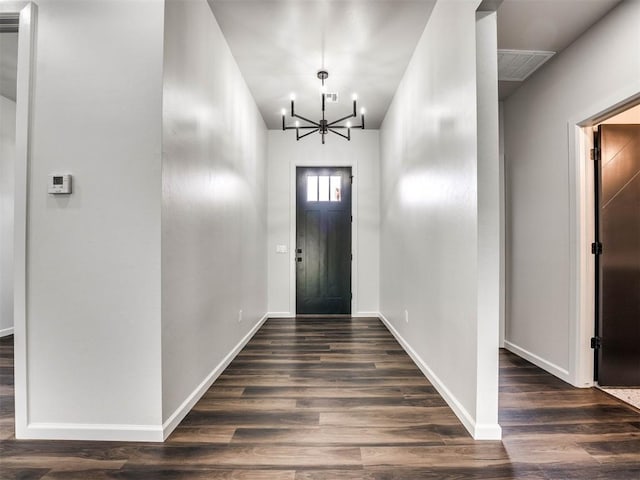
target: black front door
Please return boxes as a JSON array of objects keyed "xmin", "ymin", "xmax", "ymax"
[
  {"xmin": 594, "ymin": 124, "xmax": 640, "ymax": 386},
  {"xmin": 296, "ymin": 167, "xmax": 352, "ymax": 314}
]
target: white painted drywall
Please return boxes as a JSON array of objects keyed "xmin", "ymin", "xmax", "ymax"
[
  {"xmin": 499, "ymin": 101, "xmax": 505, "ymax": 348},
  {"xmin": 267, "ymin": 130, "xmax": 380, "ymax": 316},
  {"xmin": 22, "ymin": 0, "xmax": 164, "ymax": 436},
  {"xmin": 379, "ymin": 0, "xmax": 500, "ymax": 439},
  {"xmin": 162, "ymin": 0, "xmax": 268, "ymax": 424},
  {"xmin": 503, "ymin": 0, "xmax": 640, "ymax": 383},
  {"xmin": 0, "ymin": 95, "xmax": 15, "ymax": 337},
  {"xmin": 474, "ymin": 10, "xmax": 500, "ymax": 435}
]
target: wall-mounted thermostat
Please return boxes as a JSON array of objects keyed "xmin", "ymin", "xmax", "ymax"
[{"xmin": 48, "ymin": 174, "xmax": 72, "ymax": 194}]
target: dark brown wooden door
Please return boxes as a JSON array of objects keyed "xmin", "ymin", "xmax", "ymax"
[
  {"xmin": 296, "ymin": 167, "xmax": 352, "ymax": 314},
  {"xmin": 596, "ymin": 124, "xmax": 640, "ymax": 386}
]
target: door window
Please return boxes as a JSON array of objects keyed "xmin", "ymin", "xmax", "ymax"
[{"xmin": 307, "ymin": 175, "xmax": 342, "ymax": 202}]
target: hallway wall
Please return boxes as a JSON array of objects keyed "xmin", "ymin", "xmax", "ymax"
[
  {"xmin": 379, "ymin": 0, "xmax": 500, "ymax": 439},
  {"xmin": 503, "ymin": 0, "xmax": 640, "ymax": 385},
  {"xmin": 0, "ymin": 95, "xmax": 15, "ymax": 337},
  {"xmin": 267, "ymin": 130, "xmax": 380, "ymax": 316},
  {"xmin": 19, "ymin": 0, "xmax": 164, "ymax": 438},
  {"xmin": 161, "ymin": 0, "xmax": 268, "ymax": 429}
]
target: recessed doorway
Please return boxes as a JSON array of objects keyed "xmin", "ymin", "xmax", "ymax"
[{"xmin": 295, "ymin": 167, "xmax": 352, "ymax": 315}]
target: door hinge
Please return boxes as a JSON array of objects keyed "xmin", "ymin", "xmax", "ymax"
[
  {"xmin": 590, "ymin": 336, "xmax": 601, "ymax": 349},
  {"xmin": 591, "ymin": 242, "xmax": 603, "ymax": 255},
  {"xmin": 590, "ymin": 147, "xmax": 600, "ymax": 161},
  {"xmin": 350, "ymin": 253, "xmax": 353, "ymax": 261},
  {"xmin": 350, "ymin": 175, "xmax": 354, "ymax": 184},
  {"xmin": 351, "ymin": 215, "xmax": 353, "ymax": 222}
]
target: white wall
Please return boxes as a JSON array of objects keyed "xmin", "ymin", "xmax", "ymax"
[
  {"xmin": 379, "ymin": 0, "xmax": 500, "ymax": 439},
  {"xmin": 267, "ymin": 130, "xmax": 380, "ymax": 316},
  {"xmin": 19, "ymin": 0, "xmax": 164, "ymax": 439},
  {"xmin": 0, "ymin": 95, "xmax": 16, "ymax": 337},
  {"xmin": 475, "ymin": 9, "xmax": 500, "ymax": 435},
  {"xmin": 503, "ymin": 0, "xmax": 640, "ymax": 384},
  {"xmin": 162, "ymin": 0, "xmax": 268, "ymax": 431}
]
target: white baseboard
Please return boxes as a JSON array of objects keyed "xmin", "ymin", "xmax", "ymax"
[
  {"xmin": 378, "ymin": 313, "xmax": 501, "ymax": 441},
  {"xmin": 266, "ymin": 312, "xmax": 380, "ymax": 319},
  {"xmin": 266, "ymin": 312, "xmax": 295, "ymax": 318},
  {"xmin": 20, "ymin": 422, "xmax": 163, "ymax": 442},
  {"xmin": 503, "ymin": 340, "xmax": 570, "ymax": 383},
  {"xmin": 162, "ymin": 313, "xmax": 269, "ymax": 440},
  {"xmin": 474, "ymin": 423, "xmax": 503, "ymax": 440},
  {"xmin": 0, "ymin": 326, "xmax": 14, "ymax": 337}
]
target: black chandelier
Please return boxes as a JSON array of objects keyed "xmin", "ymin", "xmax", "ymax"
[{"xmin": 281, "ymin": 70, "xmax": 365, "ymax": 144}]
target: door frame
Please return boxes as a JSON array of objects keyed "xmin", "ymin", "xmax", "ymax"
[
  {"xmin": 289, "ymin": 159, "xmax": 358, "ymax": 317},
  {"xmin": 1, "ymin": 1, "xmax": 37, "ymax": 438},
  {"xmin": 295, "ymin": 166, "xmax": 353, "ymax": 315},
  {"xmin": 567, "ymin": 90, "xmax": 640, "ymax": 388}
]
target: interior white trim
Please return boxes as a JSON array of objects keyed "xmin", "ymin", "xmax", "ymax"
[
  {"xmin": 498, "ymin": 101, "xmax": 506, "ymax": 349},
  {"xmin": 352, "ymin": 312, "xmax": 380, "ymax": 318},
  {"xmin": 21, "ymin": 422, "xmax": 164, "ymax": 442},
  {"xmin": 0, "ymin": 327, "xmax": 14, "ymax": 337},
  {"xmin": 266, "ymin": 312, "xmax": 295, "ymax": 318},
  {"xmin": 162, "ymin": 313, "xmax": 269, "ymax": 440},
  {"xmin": 289, "ymin": 160, "xmax": 359, "ymax": 316},
  {"xmin": 504, "ymin": 340, "xmax": 570, "ymax": 382},
  {"xmin": 5, "ymin": 1, "xmax": 36, "ymax": 441},
  {"xmin": 379, "ymin": 313, "xmax": 502, "ymax": 440},
  {"xmin": 566, "ymin": 89, "xmax": 640, "ymax": 389}
]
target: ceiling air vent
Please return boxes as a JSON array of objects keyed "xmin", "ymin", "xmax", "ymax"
[
  {"xmin": 324, "ymin": 92, "xmax": 339, "ymax": 103},
  {"xmin": 498, "ymin": 49, "xmax": 555, "ymax": 81}
]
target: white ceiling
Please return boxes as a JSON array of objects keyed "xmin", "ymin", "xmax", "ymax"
[
  {"xmin": 497, "ymin": 0, "xmax": 622, "ymax": 99},
  {"xmin": 208, "ymin": 0, "xmax": 437, "ymax": 129},
  {"xmin": 210, "ymin": 0, "xmax": 623, "ymax": 120}
]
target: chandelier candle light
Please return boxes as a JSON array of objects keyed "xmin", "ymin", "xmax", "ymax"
[{"xmin": 282, "ymin": 70, "xmax": 365, "ymax": 144}]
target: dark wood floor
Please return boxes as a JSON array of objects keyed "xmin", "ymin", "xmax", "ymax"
[{"xmin": 1, "ymin": 317, "xmax": 639, "ymax": 479}]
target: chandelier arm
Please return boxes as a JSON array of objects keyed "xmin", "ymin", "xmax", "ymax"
[
  {"xmin": 328, "ymin": 128, "xmax": 351, "ymax": 141},
  {"xmin": 327, "ymin": 112, "xmax": 357, "ymax": 127},
  {"xmin": 296, "ymin": 128, "xmax": 319, "ymax": 140},
  {"xmin": 292, "ymin": 113, "xmax": 319, "ymax": 126}
]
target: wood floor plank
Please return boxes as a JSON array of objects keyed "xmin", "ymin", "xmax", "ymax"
[
  {"xmin": 191, "ymin": 397, "xmax": 297, "ymax": 411},
  {"xmin": 123, "ymin": 445, "xmax": 362, "ymax": 468},
  {"xmin": 295, "ymin": 395, "xmax": 447, "ymax": 409},
  {"xmin": 360, "ymin": 444, "xmax": 510, "ymax": 467},
  {"xmin": 320, "ymin": 409, "xmax": 463, "ymax": 427},
  {"xmin": 230, "ymin": 425, "xmax": 444, "ymax": 446},
  {"xmin": 40, "ymin": 469, "xmax": 296, "ymax": 479},
  {"xmin": 180, "ymin": 410, "xmax": 320, "ymax": 427},
  {"xmin": 165, "ymin": 426, "xmax": 236, "ymax": 444},
  {"xmin": 241, "ymin": 385, "xmax": 438, "ymax": 398}
]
